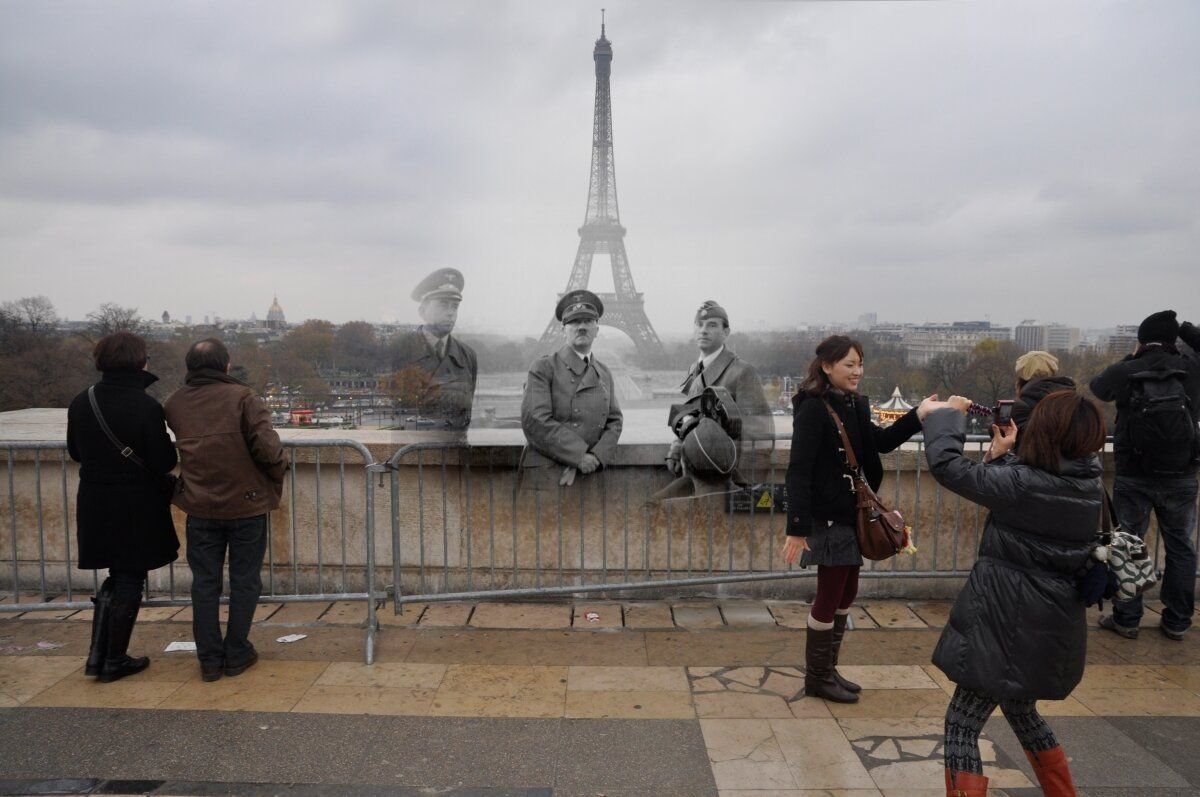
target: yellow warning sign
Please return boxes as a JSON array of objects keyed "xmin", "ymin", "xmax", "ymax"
[{"xmin": 756, "ymin": 491, "xmax": 774, "ymax": 509}]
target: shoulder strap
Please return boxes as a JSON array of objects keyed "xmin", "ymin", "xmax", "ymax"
[
  {"xmin": 1100, "ymin": 490, "xmax": 1117, "ymax": 534},
  {"xmin": 822, "ymin": 398, "xmax": 861, "ymax": 472},
  {"xmin": 87, "ymin": 385, "xmax": 147, "ymax": 470}
]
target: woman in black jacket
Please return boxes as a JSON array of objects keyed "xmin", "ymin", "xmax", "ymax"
[
  {"xmin": 923, "ymin": 391, "xmax": 1105, "ymax": 797},
  {"xmin": 782, "ymin": 335, "xmax": 931, "ymax": 704},
  {"xmin": 67, "ymin": 332, "xmax": 179, "ymax": 683}
]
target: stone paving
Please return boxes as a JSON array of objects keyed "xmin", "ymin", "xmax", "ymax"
[{"xmin": 1, "ymin": 597, "xmax": 1198, "ymax": 796}]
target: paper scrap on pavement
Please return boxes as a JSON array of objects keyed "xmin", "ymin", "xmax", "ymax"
[
  {"xmin": 276, "ymin": 633, "xmax": 307, "ymax": 644},
  {"xmin": 164, "ymin": 641, "xmax": 197, "ymax": 652},
  {"xmin": 35, "ymin": 641, "xmax": 65, "ymax": 650}
]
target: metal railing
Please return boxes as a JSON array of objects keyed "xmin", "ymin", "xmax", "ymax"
[
  {"xmin": 1, "ymin": 439, "xmax": 383, "ymax": 663},
  {"xmin": 379, "ymin": 435, "xmax": 1197, "ymax": 610}
]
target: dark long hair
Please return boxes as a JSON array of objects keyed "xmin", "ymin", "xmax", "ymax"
[
  {"xmin": 1019, "ymin": 390, "xmax": 1106, "ymax": 474},
  {"xmin": 798, "ymin": 335, "xmax": 865, "ymax": 397}
]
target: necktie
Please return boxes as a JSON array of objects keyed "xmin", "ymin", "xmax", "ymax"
[
  {"xmin": 697, "ymin": 360, "xmax": 706, "ymax": 388},
  {"xmin": 436, "ymin": 339, "xmax": 446, "ymax": 360}
]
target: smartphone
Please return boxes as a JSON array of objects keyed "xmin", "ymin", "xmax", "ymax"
[
  {"xmin": 993, "ymin": 399, "xmax": 1015, "ymax": 428},
  {"xmin": 798, "ymin": 548, "xmax": 813, "ymax": 569}
]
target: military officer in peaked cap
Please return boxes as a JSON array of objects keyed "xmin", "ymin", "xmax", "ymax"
[
  {"xmin": 670, "ymin": 299, "xmax": 774, "ymax": 482},
  {"xmin": 520, "ymin": 290, "xmax": 623, "ymax": 489},
  {"xmin": 389, "ymin": 268, "xmax": 478, "ymax": 431}
]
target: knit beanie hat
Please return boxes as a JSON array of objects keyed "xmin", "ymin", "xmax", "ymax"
[
  {"xmin": 1014, "ymin": 351, "xmax": 1059, "ymax": 382},
  {"xmin": 1137, "ymin": 310, "xmax": 1179, "ymax": 345}
]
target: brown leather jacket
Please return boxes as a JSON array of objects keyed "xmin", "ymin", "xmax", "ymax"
[{"xmin": 164, "ymin": 369, "xmax": 287, "ymax": 520}]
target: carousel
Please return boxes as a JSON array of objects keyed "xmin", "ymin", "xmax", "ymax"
[{"xmin": 875, "ymin": 386, "xmax": 913, "ymax": 426}]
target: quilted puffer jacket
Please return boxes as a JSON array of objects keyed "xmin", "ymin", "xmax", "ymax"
[{"xmin": 923, "ymin": 408, "xmax": 1102, "ymax": 700}]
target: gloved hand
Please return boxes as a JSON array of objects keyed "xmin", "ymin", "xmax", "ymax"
[
  {"xmin": 665, "ymin": 439, "xmax": 684, "ymax": 476},
  {"xmin": 1076, "ymin": 559, "xmax": 1111, "ymax": 608}
]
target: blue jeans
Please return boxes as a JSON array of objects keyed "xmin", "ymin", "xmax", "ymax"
[
  {"xmin": 1111, "ymin": 475, "xmax": 1198, "ymax": 634},
  {"xmin": 186, "ymin": 515, "xmax": 268, "ymax": 668}
]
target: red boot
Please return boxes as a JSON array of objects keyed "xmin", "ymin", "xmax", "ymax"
[
  {"xmin": 1025, "ymin": 746, "xmax": 1077, "ymax": 797},
  {"xmin": 945, "ymin": 768, "xmax": 988, "ymax": 796}
]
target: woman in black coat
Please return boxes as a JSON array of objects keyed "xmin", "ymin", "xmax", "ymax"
[
  {"xmin": 782, "ymin": 335, "xmax": 931, "ymax": 704},
  {"xmin": 923, "ymin": 391, "xmax": 1105, "ymax": 797},
  {"xmin": 67, "ymin": 332, "xmax": 179, "ymax": 683}
]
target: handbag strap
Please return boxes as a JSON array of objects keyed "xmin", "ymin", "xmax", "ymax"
[
  {"xmin": 822, "ymin": 398, "xmax": 862, "ymax": 474},
  {"xmin": 1100, "ymin": 490, "xmax": 1117, "ymax": 534},
  {"xmin": 87, "ymin": 385, "xmax": 148, "ymax": 470}
]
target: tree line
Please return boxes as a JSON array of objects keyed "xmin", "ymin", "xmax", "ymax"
[{"xmin": 1, "ymin": 296, "xmax": 1126, "ymax": 423}]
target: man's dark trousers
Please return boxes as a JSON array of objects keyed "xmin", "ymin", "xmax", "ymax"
[
  {"xmin": 186, "ymin": 515, "xmax": 268, "ymax": 668},
  {"xmin": 1111, "ymin": 475, "xmax": 1198, "ymax": 635}
]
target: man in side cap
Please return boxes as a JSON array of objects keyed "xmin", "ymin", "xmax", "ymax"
[
  {"xmin": 389, "ymin": 268, "xmax": 478, "ymax": 431},
  {"xmin": 520, "ymin": 290, "xmax": 623, "ymax": 490},
  {"xmin": 669, "ymin": 300, "xmax": 773, "ymax": 483},
  {"xmin": 1091, "ymin": 310, "xmax": 1200, "ymax": 641}
]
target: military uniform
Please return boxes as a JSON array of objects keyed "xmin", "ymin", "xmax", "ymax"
[
  {"xmin": 678, "ymin": 301, "xmax": 774, "ymax": 482},
  {"xmin": 520, "ymin": 291, "xmax": 623, "ymax": 490},
  {"xmin": 391, "ymin": 330, "xmax": 477, "ymax": 430},
  {"xmin": 391, "ymin": 268, "xmax": 478, "ymax": 431}
]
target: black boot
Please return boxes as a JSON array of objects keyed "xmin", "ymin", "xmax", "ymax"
[
  {"xmin": 830, "ymin": 613, "xmax": 861, "ymax": 693},
  {"xmin": 84, "ymin": 578, "xmax": 114, "ymax": 677},
  {"xmin": 805, "ymin": 625, "xmax": 859, "ymax": 703},
  {"xmin": 98, "ymin": 593, "xmax": 149, "ymax": 683}
]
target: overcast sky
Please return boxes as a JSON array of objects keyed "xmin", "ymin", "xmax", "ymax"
[{"xmin": 1, "ymin": 1, "xmax": 1197, "ymax": 338}]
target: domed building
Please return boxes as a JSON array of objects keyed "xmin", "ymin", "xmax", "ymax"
[{"xmin": 266, "ymin": 295, "xmax": 286, "ymax": 330}]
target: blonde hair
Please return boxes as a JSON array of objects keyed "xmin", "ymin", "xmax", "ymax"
[{"xmin": 1015, "ymin": 350, "xmax": 1059, "ymax": 383}]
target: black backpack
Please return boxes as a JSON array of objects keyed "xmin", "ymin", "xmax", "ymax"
[{"xmin": 1126, "ymin": 368, "xmax": 1199, "ymax": 475}]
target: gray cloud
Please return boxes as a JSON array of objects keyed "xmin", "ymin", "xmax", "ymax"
[{"xmin": 1, "ymin": 0, "xmax": 1197, "ymax": 333}]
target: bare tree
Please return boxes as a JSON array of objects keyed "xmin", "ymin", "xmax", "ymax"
[
  {"xmin": 85, "ymin": 303, "xmax": 145, "ymax": 338},
  {"xmin": 4, "ymin": 296, "xmax": 58, "ymax": 333}
]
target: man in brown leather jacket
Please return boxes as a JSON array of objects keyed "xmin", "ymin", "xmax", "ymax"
[{"xmin": 164, "ymin": 338, "xmax": 287, "ymax": 682}]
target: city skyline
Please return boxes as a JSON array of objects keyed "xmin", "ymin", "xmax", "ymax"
[{"xmin": 2, "ymin": 2, "xmax": 1197, "ymax": 336}]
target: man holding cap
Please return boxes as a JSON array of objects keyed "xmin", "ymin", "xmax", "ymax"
[
  {"xmin": 670, "ymin": 300, "xmax": 773, "ymax": 482},
  {"xmin": 1091, "ymin": 310, "xmax": 1200, "ymax": 641},
  {"xmin": 390, "ymin": 268, "xmax": 478, "ymax": 431},
  {"xmin": 520, "ymin": 290, "xmax": 623, "ymax": 489}
]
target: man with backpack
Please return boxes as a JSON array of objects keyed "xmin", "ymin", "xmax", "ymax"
[{"xmin": 1091, "ymin": 310, "xmax": 1200, "ymax": 641}]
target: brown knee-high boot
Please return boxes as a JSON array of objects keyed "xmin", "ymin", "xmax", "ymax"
[
  {"xmin": 830, "ymin": 612, "xmax": 861, "ymax": 693},
  {"xmin": 804, "ymin": 623, "xmax": 858, "ymax": 703},
  {"xmin": 1025, "ymin": 747, "xmax": 1076, "ymax": 797},
  {"xmin": 944, "ymin": 768, "xmax": 988, "ymax": 797}
]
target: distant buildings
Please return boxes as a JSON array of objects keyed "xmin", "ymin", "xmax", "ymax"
[
  {"xmin": 1014, "ymin": 321, "xmax": 1081, "ymax": 353},
  {"xmin": 898, "ymin": 321, "xmax": 1012, "ymax": 365}
]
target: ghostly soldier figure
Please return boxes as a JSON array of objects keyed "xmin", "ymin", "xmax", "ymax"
[
  {"xmin": 668, "ymin": 300, "xmax": 773, "ymax": 484},
  {"xmin": 520, "ymin": 290, "xmax": 623, "ymax": 490},
  {"xmin": 389, "ymin": 268, "xmax": 478, "ymax": 431}
]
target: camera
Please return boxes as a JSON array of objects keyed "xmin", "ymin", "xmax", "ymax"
[{"xmin": 993, "ymin": 399, "xmax": 1015, "ymax": 428}]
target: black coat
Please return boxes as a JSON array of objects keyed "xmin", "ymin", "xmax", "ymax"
[
  {"xmin": 924, "ymin": 409, "xmax": 1102, "ymax": 701},
  {"xmin": 785, "ymin": 390, "xmax": 921, "ymax": 536},
  {"xmin": 1089, "ymin": 324, "xmax": 1200, "ymax": 477},
  {"xmin": 66, "ymin": 370, "xmax": 179, "ymax": 571}
]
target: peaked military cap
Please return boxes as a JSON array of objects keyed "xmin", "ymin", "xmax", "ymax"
[
  {"xmin": 556, "ymin": 289, "xmax": 604, "ymax": 323},
  {"xmin": 412, "ymin": 268, "xmax": 465, "ymax": 303},
  {"xmin": 695, "ymin": 300, "xmax": 728, "ymax": 325}
]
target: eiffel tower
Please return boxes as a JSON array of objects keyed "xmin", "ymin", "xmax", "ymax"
[{"xmin": 539, "ymin": 15, "xmax": 665, "ymax": 361}]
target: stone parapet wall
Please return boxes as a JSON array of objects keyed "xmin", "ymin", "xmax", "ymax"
[{"xmin": 0, "ymin": 417, "xmax": 1132, "ymax": 601}]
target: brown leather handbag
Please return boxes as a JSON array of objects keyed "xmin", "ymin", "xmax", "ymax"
[{"xmin": 822, "ymin": 399, "xmax": 907, "ymax": 561}]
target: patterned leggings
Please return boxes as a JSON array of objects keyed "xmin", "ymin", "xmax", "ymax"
[{"xmin": 944, "ymin": 685, "xmax": 1058, "ymax": 774}]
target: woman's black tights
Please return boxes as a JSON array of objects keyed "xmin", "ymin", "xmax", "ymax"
[{"xmin": 944, "ymin": 685, "xmax": 1058, "ymax": 775}]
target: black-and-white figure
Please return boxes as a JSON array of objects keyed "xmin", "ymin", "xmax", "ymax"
[
  {"xmin": 664, "ymin": 300, "xmax": 773, "ymax": 490},
  {"xmin": 520, "ymin": 290, "xmax": 623, "ymax": 491},
  {"xmin": 390, "ymin": 268, "xmax": 478, "ymax": 431}
]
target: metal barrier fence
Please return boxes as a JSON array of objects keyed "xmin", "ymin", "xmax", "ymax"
[
  {"xmin": 382, "ymin": 436, "xmax": 1199, "ymax": 611},
  {"xmin": 1, "ymin": 439, "xmax": 382, "ymax": 664},
  {"xmin": 381, "ymin": 436, "xmax": 988, "ymax": 609}
]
